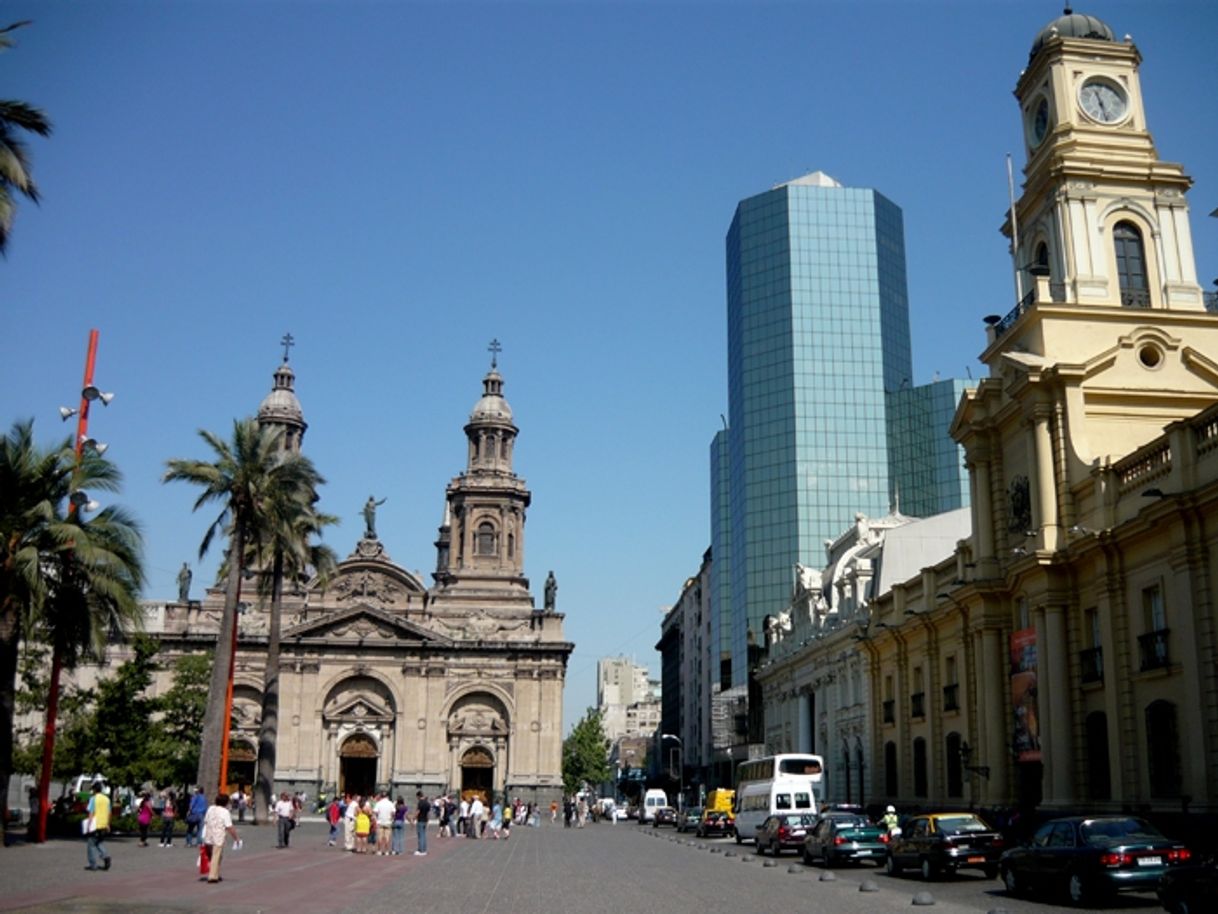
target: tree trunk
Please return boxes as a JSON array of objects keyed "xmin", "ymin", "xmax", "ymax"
[
  {"xmin": 255, "ymin": 548, "xmax": 283, "ymax": 825},
  {"xmin": 196, "ymin": 533, "xmax": 244, "ymax": 794},
  {"xmin": 0, "ymin": 608, "xmax": 20, "ymax": 850}
]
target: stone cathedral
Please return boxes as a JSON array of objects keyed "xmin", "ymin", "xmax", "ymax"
[{"xmin": 148, "ymin": 351, "xmax": 572, "ymax": 804}]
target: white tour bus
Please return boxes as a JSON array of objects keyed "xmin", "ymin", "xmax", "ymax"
[{"xmin": 732, "ymin": 753, "xmax": 825, "ymax": 843}]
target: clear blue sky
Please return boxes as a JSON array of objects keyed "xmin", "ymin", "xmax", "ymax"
[{"xmin": 4, "ymin": 1, "xmax": 1217, "ymax": 734}]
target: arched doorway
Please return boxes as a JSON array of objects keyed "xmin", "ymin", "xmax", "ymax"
[
  {"xmin": 340, "ymin": 733, "xmax": 378, "ymax": 797},
  {"xmin": 460, "ymin": 746, "xmax": 494, "ymax": 804}
]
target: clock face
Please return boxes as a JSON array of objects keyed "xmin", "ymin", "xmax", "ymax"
[
  {"xmin": 1079, "ymin": 79, "xmax": 1128, "ymax": 124},
  {"xmin": 1031, "ymin": 98, "xmax": 1050, "ymax": 144}
]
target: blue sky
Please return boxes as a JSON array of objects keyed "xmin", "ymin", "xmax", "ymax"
[{"xmin": 3, "ymin": 1, "xmax": 1217, "ymax": 734}]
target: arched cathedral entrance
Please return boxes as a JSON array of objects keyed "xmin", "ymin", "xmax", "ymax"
[
  {"xmin": 460, "ymin": 746, "xmax": 494, "ymax": 804},
  {"xmin": 340, "ymin": 733, "xmax": 378, "ymax": 797}
]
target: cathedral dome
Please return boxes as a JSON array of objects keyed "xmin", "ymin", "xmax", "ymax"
[
  {"xmin": 258, "ymin": 362, "xmax": 305, "ymax": 427},
  {"xmin": 1030, "ymin": 7, "xmax": 1115, "ymax": 60},
  {"xmin": 469, "ymin": 368, "xmax": 513, "ymax": 423}
]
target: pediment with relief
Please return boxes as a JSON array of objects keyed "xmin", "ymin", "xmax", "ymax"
[
  {"xmin": 283, "ymin": 604, "xmax": 451, "ymax": 646},
  {"xmin": 324, "ymin": 693, "xmax": 394, "ymax": 724}
]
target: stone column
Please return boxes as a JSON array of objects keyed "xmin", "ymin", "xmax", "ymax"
[
  {"xmin": 980, "ymin": 628, "xmax": 1009, "ymax": 802},
  {"xmin": 1042, "ymin": 604, "xmax": 1072, "ymax": 805},
  {"xmin": 971, "ymin": 453, "xmax": 997, "ymax": 576},
  {"xmin": 1032, "ymin": 408, "xmax": 1060, "ymax": 551}
]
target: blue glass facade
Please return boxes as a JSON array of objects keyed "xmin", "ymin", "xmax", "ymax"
[
  {"xmin": 723, "ymin": 176, "xmax": 912, "ymax": 686},
  {"xmin": 887, "ymin": 378, "xmax": 976, "ymax": 519}
]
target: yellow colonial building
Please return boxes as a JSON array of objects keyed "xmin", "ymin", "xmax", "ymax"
[{"xmin": 758, "ymin": 8, "xmax": 1218, "ymax": 818}]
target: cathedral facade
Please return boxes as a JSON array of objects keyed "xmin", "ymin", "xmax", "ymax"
[{"xmin": 146, "ymin": 355, "xmax": 572, "ymax": 804}]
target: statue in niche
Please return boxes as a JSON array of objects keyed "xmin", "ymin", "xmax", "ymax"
[
  {"xmin": 363, "ymin": 495, "xmax": 386, "ymax": 539},
  {"xmin": 544, "ymin": 571, "xmax": 557, "ymax": 611}
]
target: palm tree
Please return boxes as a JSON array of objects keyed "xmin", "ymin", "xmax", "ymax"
[
  {"xmin": 163, "ymin": 418, "xmax": 323, "ymax": 794},
  {"xmin": 0, "ymin": 419, "xmax": 65, "ymax": 846},
  {"xmin": 253, "ymin": 499, "xmax": 337, "ymax": 823},
  {"xmin": 34, "ymin": 451, "xmax": 144, "ymax": 841},
  {"xmin": 1, "ymin": 22, "xmax": 53, "ymax": 256}
]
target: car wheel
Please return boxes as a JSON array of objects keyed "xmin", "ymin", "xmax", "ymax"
[
  {"xmin": 735, "ymin": 830, "xmax": 743, "ymax": 845},
  {"xmin": 1002, "ymin": 865, "xmax": 1024, "ymax": 897},
  {"xmin": 920, "ymin": 857, "xmax": 938, "ymax": 881},
  {"xmin": 772, "ymin": 840, "xmax": 783, "ymax": 858},
  {"xmin": 983, "ymin": 864, "xmax": 999, "ymax": 880},
  {"xmin": 886, "ymin": 853, "xmax": 902, "ymax": 876}
]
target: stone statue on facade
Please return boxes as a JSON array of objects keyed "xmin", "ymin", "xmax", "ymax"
[
  {"xmin": 363, "ymin": 496, "xmax": 386, "ymax": 539},
  {"xmin": 795, "ymin": 562, "xmax": 822, "ymax": 600},
  {"xmin": 177, "ymin": 562, "xmax": 192, "ymax": 603},
  {"xmin": 544, "ymin": 571, "xmax": 557, "ymax": 612}
]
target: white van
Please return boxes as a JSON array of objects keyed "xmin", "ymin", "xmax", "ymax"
[
  {"xmin": 732, "ymin": 779, "xmax": 816, "ymax": 843},
  {"xmin": 640, "ymin": 788, "xmax": 668, "ymax": 823}
]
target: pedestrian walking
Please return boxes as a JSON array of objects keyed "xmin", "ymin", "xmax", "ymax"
[
  {"xmin": 550, "ymin": 799, "xmax": 558, "ymax": 824},
  {"xmin": 275, "ymin": 791, "xmax": 295, "ymax": 848},
  {"xmin": 489, "ymin": 801, "xmax": 503, "ymax": 839},
  {"xmin": 502, "ymin": 800, "xmax": 512, "ymax": 839},
  {"xmin": 135, "ymin": 792, "xmax": 153, "ymax": 846},
  {"xmin": 343, "ymin": 793, "xmax": 358, "ymax": 851},
  {"xmin": 185, "ymin": 787, "xmax": 207, "ymax": 847},
  {"xmin": 413, "ymin": 790, "xmax": 431, "ymax": 855},
  {"xmin": 84, "ymin": 781, "xmax": 112, "ymax": 872},
  {"xmin": 457, "ymin": 797, "xmax": 469, "ymax": 837},
  {"xmin": 158, "ymin": 790, "xmax": 177, "ymax": 847},
  {"xmin": 439, "ymin": 796, "xmax": 453, "ymax": 837},
  {"xmin": 326, "ymin": 796, "xmax": 341, "ymax": 846},
  {"xmin": 354, "ymin": 802, "xmax": 371, "ymax": 853},
  {"xmin": 202, "ymin": 793, "xmax": 239, "ymax": 883}
]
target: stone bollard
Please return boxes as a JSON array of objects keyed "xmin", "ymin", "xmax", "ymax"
[
  {"xmin": 724, "ymin": 850, "xmax": 737, "ymax": 857},
  {"xmin": 859, "ymin": 879, "xmax": 880, "ymax": 892},
  {"xmin": 819, "ymin": 871, "xmax": 837, "ymax": 882},
  {"xmin": 741, "ymin": 854, "xmax": 755, "ymax": 862},
  {"xmin": 787, "ymin": 864, "xmax": 805, "ymax": 874},
  {"xmin": 911, "ymin": 891, "xmax": 935, "ymax": 905},
  {"xmin": 762, "ymin": 858, "xmax": 777, "ymax": 867}
]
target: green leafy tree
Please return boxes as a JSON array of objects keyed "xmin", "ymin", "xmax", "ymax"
[
  {"xmin": 154, "ymin": 652, "xmax": 211, "ymax": 788},
  {"xmin": 562, "ymin": 708, "xmax": 612, "ymax": 795},
  {"xmin": 11, "ymin": 643, "xmax": 94, "ymax": 779},
  {"xmin": 163, "ymin": 418, "xmax": 325, "ymax": 793},
  {"xmin": 1, "ymin": 22, "xmax": 53, "ymax": 255},
  {"xmin": 80, "ymin": 636, "xmax": 167, "ymax": 791}
]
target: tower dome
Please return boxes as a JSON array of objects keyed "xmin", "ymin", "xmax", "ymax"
[
  {"xmin": 469, "ymin": 367, "xmax": 514, "ymax": 424},
  {"xmin": 257, "ymin": 358, "xmax": 307, "ymax": 450},
  {"xmin": 1030, "ymin": 7, "xmax": 1115, "ymax": 60}
]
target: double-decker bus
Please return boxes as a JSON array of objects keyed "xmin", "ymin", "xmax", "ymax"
[{"xmin": 732, "ymin": 753, "xmax": 825, "ymax": 843}]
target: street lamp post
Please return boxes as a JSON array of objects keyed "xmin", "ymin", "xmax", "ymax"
[{"xmin": 661, "ymin": 733, "xmax": 683, "ymax": 813}]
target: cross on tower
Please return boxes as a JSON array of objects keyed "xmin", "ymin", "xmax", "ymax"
[
  {"xmin": 280, "ymin": 332, "xmax": 295, "ymax": 363},
  {"xmin": 488, "ymin": 338, "xmax": 502, "ymax": 368}
]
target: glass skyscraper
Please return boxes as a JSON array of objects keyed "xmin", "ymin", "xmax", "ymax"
[
  {"xmin": 887, "ymin": 378, "xmax": 976, "ymax": 519},
  {"xmin": 720, "ymin": 172, "xmax": 913, "ymax": 686}
]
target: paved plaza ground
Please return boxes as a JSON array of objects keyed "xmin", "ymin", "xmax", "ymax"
[{"xmin": 0, "ymin": 818, "xmax": 1101, "ymax": 914}]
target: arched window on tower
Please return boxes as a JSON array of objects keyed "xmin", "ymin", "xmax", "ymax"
[
  {"xmin": 1035, "ymin": 241, "xmax": 1049, "ymax": 272},
  {"xmin": 507, "ymin": 533, "xmax": 515, "ymax": 558},
  {"xmin": 1114, "ymin": 221, "xmax": 1149, "ymax": 308},
  {"xmin": 475, "ymin": 521, "xmax": 497, "ymax": 556}
]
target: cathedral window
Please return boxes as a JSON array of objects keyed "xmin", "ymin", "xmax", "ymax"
[
  {"xmin": 476, "ymin": 521, "xmax": 498, "ymax": 556},
  {"xmin": 1114, "ymin": 221, "xmax": 1149, "ymax": 308},
  {"xmin": 507, "ymin": 533, "xmax": 515, "ymax": 558}
]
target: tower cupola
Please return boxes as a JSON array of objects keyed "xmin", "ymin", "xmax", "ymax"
[{"xmin": 257, "ymin": 334, "xmax": 307, "ymax": 452}]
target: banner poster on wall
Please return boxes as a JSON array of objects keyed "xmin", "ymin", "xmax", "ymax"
[{"xmin": 1010, "ymin": 627, "xmax": 1042, "ymax": 762}]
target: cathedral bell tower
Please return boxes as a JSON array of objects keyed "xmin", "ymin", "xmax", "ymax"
[
  {"xmin": 256, "ymin": 333, "xmax": 307, "ymax": 452},
  {"xmin": 432, "ymin": 342, "xmax": 533, "ymax": 609},
  {"xmin": 1009, "ymin": 7, "xmax": 1204, "ymax": 312}
]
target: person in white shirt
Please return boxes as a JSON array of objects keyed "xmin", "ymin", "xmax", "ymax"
[
  {"xmin": 343, "ymin": 793, "xmax": 358, "ymax": 851},
  {"xmin": 467, "ymin": 796, "xmax": 484, "ymax": 839},
  {"xmin": 458, "ymin": 797, "xmax": 470, "ymax": 837},
  {"xmin": 202, "ymin": 793, "xmax": 239, "ymax": 883},
  {"xmin": 274, "ymin": 791, "xmax": 295, "ymax": 848},
  {"xmin": 373, "ymin": 793, "xmax": 395, "ymax": 856}
]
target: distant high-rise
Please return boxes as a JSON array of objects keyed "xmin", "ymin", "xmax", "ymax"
[
  {"xmin": 720, "ymin": 172, "xmax": 913, "ymax": 686},
  {"xmin": 887, "ymin": 378, "xmax": 975, "ymax": 518}
]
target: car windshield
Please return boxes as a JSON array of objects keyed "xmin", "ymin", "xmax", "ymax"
[
  {"xmin": 1080, "ymin": 818, "xmax": 1163, "ymax": 844},
  {"xmin": 936, "ymin": 815, "xmax": 990, "ymax": 835}
]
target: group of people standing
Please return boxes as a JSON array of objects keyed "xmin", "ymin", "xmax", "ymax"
[{"xmin": 326, "ymin": 790, "xmax": 432, "ymax": 856}]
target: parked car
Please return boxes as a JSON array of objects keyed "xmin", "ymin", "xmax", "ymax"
[
  {"xmin": 677, "ymin": 806, "xmax": 703, "ymax": 833},
  {"xmin": 999, "ymin": 815, "xmax": 1192, "ymax": 906},
  {"xmin": 804, "ymin": 812, "xmax": 890, "ymax": 867},
  {"xmin": 755, "ymin": 813, "xmax": 817, "ymax": 856},
  {"xmin": 652, "ymin": 806, "xmax": 678, "ymax": 828},
  {"xmin": 1158, "ymin": 855, "xmax": 1218, "ymax": 914},
  {"xmin": 886, "ymin": 812, "xmax": 1005, "ymax": 880},
  {"xmin": 697, "ymin": 809, "xmax": 734, "ymax": 839}
]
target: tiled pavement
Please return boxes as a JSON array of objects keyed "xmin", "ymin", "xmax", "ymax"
[{"xmin": 0, "ymin": 820, "xmax": 994, "ymax": 914}]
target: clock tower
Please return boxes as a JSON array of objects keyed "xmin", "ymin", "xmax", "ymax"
[{"xmin": 1010, "ymin": 8, "xmax": 1205, "ymax": 311}]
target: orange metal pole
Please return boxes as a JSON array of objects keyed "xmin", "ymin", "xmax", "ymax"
[{"xmin": 35, "ymin": 329, "xmax": 99, "ymax": 843}]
